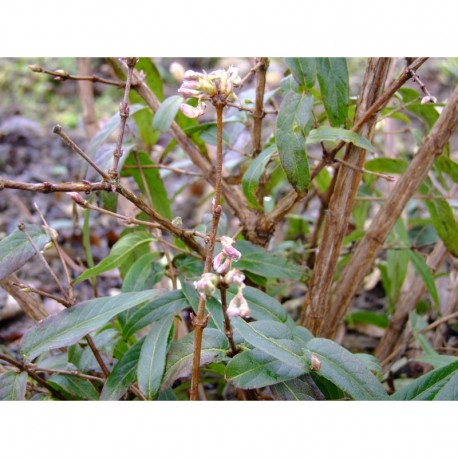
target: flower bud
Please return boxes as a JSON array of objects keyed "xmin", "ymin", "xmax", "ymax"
[
  {"xmin": 224, "ymin": 269, "xmax": 245, "ymax": 286},
  {"xmin": 194, "ymin": 272, "xmax": 219, "ymax": 298},
  {"xmin": 67, "ymin": 192, "xmax": 86, "ymax": 206},
  {"xmin": 54, "ymin": 69, "xmax": 69, "ymax": 79},
  {"xmin": 179, "ymin": 102, "xmax": 206, "ymax": 118},
  {"xmin": 227, "ymin": 291, "xmax": 250, "ymax": 318},
  {"xmin": 310, "ymin": 354, "xmax": 321, "ymax": 371},
  {"xmin": 169, "ymin": 62, "xmax": 185, "ymax": 82},
  {"xmin": 221, "ymin": 236, "xmax": 241, "ymax": 261},
  {"xmin": 421, "ymin": 95, "xmax": 437, "ymax": 105},
  {"xmin": 28, "ymin": 64, "xmax": 42, "ymax": 73},
  {"xmin": 178, "ymin": 87, "xmax": 201, "ymax": 98},
  {"xmin": 213, "ymin": 251, "xmax": 231, "ymax": 275}
]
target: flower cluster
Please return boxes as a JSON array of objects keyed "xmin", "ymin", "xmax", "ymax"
[
  {"xmin": 193, "ymin": 235, "xmax": 250, "ymax": 318},
  {"xmin": 178, "ymin": 66, "xmax": 241, "ymax": 118}
]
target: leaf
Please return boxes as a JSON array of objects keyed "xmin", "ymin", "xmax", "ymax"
[
  {"xmin": 161, "ymin": 329, "xmax": 229, "ymax": 390},
  {"xmin": 285, "ymin": 58, "xmax": 316, "ymax": 89},
  {"xmin": 306, "ymin": 126, "xmax": 376, "ymax": 153},
  {"xmin": 21, "ymin": 290, "xmax": 162, "ymax": 361},
  {"xmin": 346, "ymin": 310, "xmax": 389, "ymax": 329},
  {"xmin": 269, "ymin": 375, "xmax": 317, "ymax": 400},
  {"xmin": 304, "ymin": 338, "xmax": 388, "ymax": 400},
  {"xmin": 231, "ymin": 317, "xmax": 307, "ymax": 370},
  {"xmin": 0, "ymin": 371, "xmax": 27, "ymax": 400},
  {"xmin": 0, "ymin": 224, "xmax": 51, "ymax": 281},
  {"xmin": 316, "ymin": 57, "xmax": 349, "ymax": 127},
  {"xmin": 152, "ymin": 95, "xmax": 183, "ymax": 132},
  {"xmin": 365, "ymin": 158, "xmax": 408, "ymax": 175},
  {"xmin": 100, "ymin": 338, "xmax": 144, "ymax": 400},
  {"xmin": 242, "ymin": 144, "xmax": 277, "ymax": 210},
  {"xmin": 435, "ymin": 156, "xmax": 458, "ymax": 184},
  {"xmin": 291, "ymin": 325, "xmax": 314, "ymax": 345},
  {"xmin": 424, "ymin": 197, "xmax": 458, "ymax": 257},
  {"xmin": 236, "ymin": 240, "xmax": 304, "ymax": 280},
  {"xmin": 276, "ymin": 92, "xmax": 313, "ymax": 192},
  {"xmin": 225, "ymin": 347, "xmax": 306, "ymax": 389},
  {"xmin": 48, "ymin": 374, "xmax": 99, "ymax": 400},
  {"xmin": 122, "ymin": 151, "xmax": 172, "ymax": 220},
  {"xmin": 74, "ymin": 231, "xmax": 155, "ymax": 284},
  {"xmin": 137, "ymin": 314, "xmax": 174, "ymax": 399},
  {"xmin": 408, "ymin": 250, "xmax": 440, "ymax": 308},
  {"xmin": 391, "ymin": 360, "xmax": 458, "ymax": 400},
  {"xmin": 122, "ymin": 289, "xmax": 188, "ymax": 339}
]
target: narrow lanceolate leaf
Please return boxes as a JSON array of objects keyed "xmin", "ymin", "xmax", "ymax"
[
  {"xmin": 47, "ymin": 374, "xmax": 99, "ymax": 400},
  {"xmin": 231, "ymin": 318, "xmax": 307, "ymax": 370},
  {"xmin": 391, "ymin": 360, "xmax": 458, "ymax": 400},
  {"xmin": 0, "ymin": 224, "xmax": 51, "ymax": 281},
  {"xmin": 304, "ymin": 338, "xmax": 388, "ymax": 400},
  {"xmin": 276, "ymin": 92, "xmax": 313, "ymax": 193},
  {"xmin": 408, "ymin": 250, "xmax": 440, "ymax": 307},
  {"xmin": 425, "ymin": 198, "xmax": 458, "ymax": 257},
  {"xmin": 161, "ymin": 329, "xmax": 229, "ymax": 390},
  {"xmin": 241, "ymin": 286, "xmax": 290, "ymax": 324},
  {"xmin": 269, "ymin": 376, "xmax": 317, "ymax": 400},
  {"xmin": 225, "ymin": 348, "xmax": 306, "ymax": 389},
  {"xmin": 152, "ymin": 95, "xmax": 183, "ymax": 132},
  {"xmin": 242, "ymin": 144, "xmax": 277, "ymax": 210},
  {"xmin": 0, "ymin": 371, "xmax": 27, "ymax": 400},
  {"xmin": 316, "ymin": 57, "xmax": 349, "ymax": 127},
  {"xmin": 74, "ymin": 231, "xmax": 155, "ymax": 284},
  {"xmin": 236, "ymin": 240, "xmax": 304, "ymax": 281},
  {"xmin": 137, "ymin": 315, "xmax": 174, "ymax": 399},
  {"xmin": 306, "ymin": 126, "xmax": 377, "ymax": 153},
  {"xmin": 100, "ymin": 338, "xmax": 144, "ymax": 400},
  {"xmin": 122, "ymin": 290, "xmax": 188, "ymax": 339},
  {"xmin": 21, "ymin": 290, "xmax": 162, "ymax": 361},
  {"xmin": 285, "ymin": 58, "xmax": 316, "ymax": 89}
]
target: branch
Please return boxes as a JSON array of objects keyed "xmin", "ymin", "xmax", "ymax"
[
  {"xmin": 76, "ymin": 58, "xmax": 99, "ymax": 139},
  {"xmin": 324, "ymin": 82, "xmax": 458, "ymax": 339},
  {"xmin": 251, "ymin": 57, "xmax": 269, "ymax": 157},
  {"xmin": 301, "ymin": 58, "xmax": 393, "ymax": 334}
]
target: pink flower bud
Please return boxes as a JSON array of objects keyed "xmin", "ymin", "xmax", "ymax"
[
  {"xmin": 67, "ymin": 192, "xmax": 85, "ymax": 206},
  {"xmin": 193, "ymin": 273, "xmax": 218, "ymax": 298},
  {"xmin": 184, "ymin": 70, "xmax": 206, "ymax": 81},
  {"xmin": 179, "ymin": 102, "xmax": 205, "ymax": 119},
  {"xmin": 213, "ymin": 252, "xmax": 231, "ymax": 275},
  {"xmin": 227, "ymin": 291, "xmax": 250, "ymax": 318},
  {"xmin": 310, "ymin": 354, "xmax": 321, "ymax": 371},
  {"xmin": 421, "ymin": 95, "xmax": 437, "ymax": 105},
  {"xmin": 178, "ymin": 87, "xmax": 201, "ymax": 98},
  {"xmin": 226, "ymin": 300, "xmax": 241, "ymax": 317},
  {"xmin": 224, "ymin": 269, "xmax": 245, "ymax": 286}
]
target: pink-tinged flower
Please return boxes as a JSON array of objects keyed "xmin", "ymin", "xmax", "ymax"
[
  {"xmin": 224, "ymin": 269, "xmax": 245, "ymax": 287},
  {"xmin": 213, "ymin": 251, "xmax": 231, "ymax": 275},
  {"xmin": 67, "ymin": 192, "xmax": 86, "ymax": 206},
  {"xmin": 227, "ymin": 290, "xmax": 250, "ymax": 318},
  {"xmin": 421, "ymin": 95, "xmax": 437, "ymax": 105},
  {"xmin": 310, "ymin": 354, "xmax": 321, "ymax": 371},
  {"xmin": 221, "ymin": 236, "xmax": 241, "ymax": 262},
  {"xmin": 193, "ymin": 273, "xmax": 218, "ymax": 298},
  {"xmin": 179, "ymin": 100, "xmax": 207, "ymax": 118}
]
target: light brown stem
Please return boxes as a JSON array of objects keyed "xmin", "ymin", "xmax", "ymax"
[
  {"xmin": 301, "ymin": 58, "xmax": 392, "ymax": 334},
  {"xmin": 324, "ymin": 83, "xmax": 458, "ymax": 339},
  {"xmin": 76, "ymin": 57, "xmax": 99, "ymax": 139},
  {"xmin": 251, "ymin": 57, "xmax": 269, "ymax": 157}
]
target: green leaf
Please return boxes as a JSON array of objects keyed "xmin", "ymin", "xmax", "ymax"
[
  {"xmin": 408, "ymin": 250, "xmax": 440, "ymax": 307},
  {"xmin": 122, "ymin": 151, "xmax": 172, "ymax": 220},
  {"xmin": 416, "ymin": 354, "xmax": 457, "ymax": 369},
  {"xmin": 0, "ymin": 224, "xmax": 51, "ymax": 281},
  {"xmin": 100, "ymin": 338, "xmax": 144, "ymax": 400},
  {"xmin": 291, "ymin": 325, "xmax": 314, "ymax": 345},
  {"xmin": 242, "ymin": 144, "xmax": 277, "ymax": 210},
  {"xmin": 306, "ymin": 126, "xmax": 376, "ymax": 153},
  {"xmin": 225, "ymin": 347, "xmax": 306, "ymax": 389},
  {"xmin": 74, "ymin": 231, "xmax": 155, "ymax": 284},
  {"xmin": 231, "ymin": 318, "xmax": 307, "ymax": 370},
  {"xmin": 346, "ymin": 310, "xmax": 389, "ymax": 329},
  {"xmin": 161, "ymin": 329, "xmax": 229, "ymax": 390},
  {"xmin": 0, "ymin": 371, "xmax": 27, "ymax": 400},
  {"xmin": 365, "ymin": 158, "xmax": 408, "ymax": 175},
  {"xmin": 269, "ymin": 375, "xmax": 318, "ymax": 400},
  {"xmin": 276, "ymin": 92, "xmax": 313, "ymax": 192},
  {"xmin": 137, "ymin": 314, "xmax": 174, "ymax": 399},
  {"xmin": 122, "ymin": 289, "xmax": 188, "ymax": 339},
  {"xmin": 21, "ymin": 290, "xmax": 162, "ymax": 361},
  {"xmin": 285, "ymin": 58, "xmax": 316, "ymax": 89},
  {"xmin": 316, "ymin": 57, "xmax": 349, "ymax": 127},
  {"xmin": 122, "ymin": 252, "xmax": 161, "ymax": 293},
  {"xmin": 435, "ymin": 156, "xmax": 458, "ymax": 184},
  {"xmin": 391, "ymin": 360, "xmax": 458, "ymax": 400},
  {"xmin": 152, "ymin": 95, "xmax": 183, "ymax": 132},
  {"xmin": 48, "ymin": 374, "xmax": 99, "ymax": 400},
  {"xmin": 424, "ymin": 197, "xmax": 458, "ymax": 257},
  {"xmin": 355, "ymin": 354, "xmax": 383, "ymax": 379},
  {"xmin": 240, "ymin": 286, "xmax": 290, "ymax": 324},
  {"xmin": 236, "ymin": 240, "xmax": 304, "ymax": 280},
  {"xmin": 304, "ymin": 338, "xmax": 388, "ymax": 400}
]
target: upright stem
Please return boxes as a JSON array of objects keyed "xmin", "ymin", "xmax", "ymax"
[
  {"xmin": 251, "ymin": 57, "xmax": 269, "ymax": 157},
  {"xmin": 220, "ymin": 286, "xmax": 238, "ymax": 355},
  {"xmin": 190, "ymin": 102, "xmax": 225, "ymax": 400}
]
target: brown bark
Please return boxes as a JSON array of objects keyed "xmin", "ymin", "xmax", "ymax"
[
  {"xmin": 324, "ymin": 83, "xmax": 458, "ymax": 339},
  {"xmin": 301, "ymin": 58, "xmax": 393, "ymax": 334},
  {"xmin": 76, "ymin": 58, "xmax": 99, "ymax": 139}
]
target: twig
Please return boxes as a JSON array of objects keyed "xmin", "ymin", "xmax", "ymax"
[
  {"xmin": 12, "ymin": 281, "xmax": 72, "ymax": 307},
  {"xmin": 238, "ymin": 60, "xmax": 263, "ymax": 87},
  {"xmin": 190, "ymin": 102, "xmax": 225, "ymax": 401},
  {"xmin": 251, "ymin": 58, "xmax": 269, "ymax": 157},
  {"xmin": 0, "ymin": 353, "xmax": 65, "ymax": 400},
  {"xmin": 85, "ymin": 335, "xmax": 110, "ymax": 378},
  {"xmin": 0, "ymin": 178, "xmax": 111, "ymax": 193},
  {"xmin": 28, "ymin": 63, "xmax": 125, "ymax": 87},
  {"xmin": 32, "ymin": 366, "xmax": 104, "ymax": 383},
  {"xmin": 53, "ymin": 125, "xmax": 111, "ymax": 181},
  {"xmin": 421, "ymin": 311, "xmax": 458, "ymax": 334},
  {"xmin": 219, "ymin": 285, "xmax": 238, "ymax": 356},
  {"xmin": 108, "ymin": 58, "xmax": 138, "ymax": 179},
  {"xmin": 334, "ymin": 156, "xmax": 395, "ymax": 182}
]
